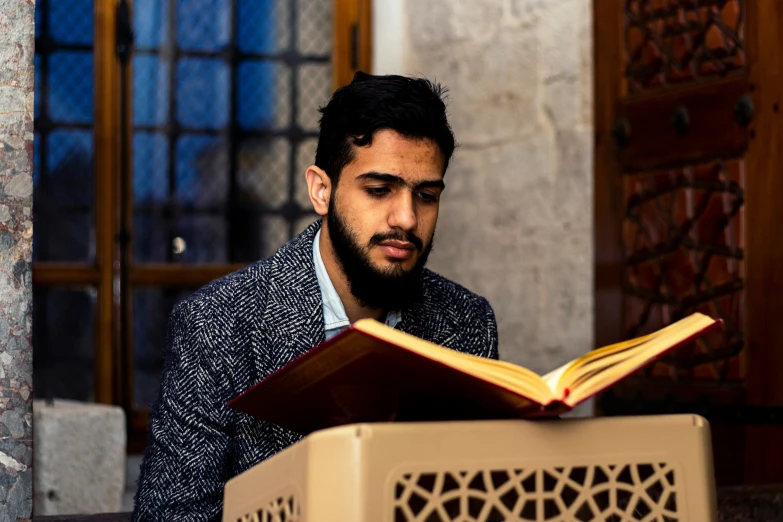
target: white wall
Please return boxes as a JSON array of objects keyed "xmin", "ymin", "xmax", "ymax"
[
  {"xmin": 372, "ymin": 0, "xmax": 594, "ymax": 416},
  {"xmin": 371, "ymin": 0, "xmax": 408, "ymax": 75}
]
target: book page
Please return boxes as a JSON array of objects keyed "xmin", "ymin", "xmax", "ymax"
[
  {"xmin": 541, "ymin": 362, "xmax": 571, "ymax": 393},
  {"xmin": 540, "ymin": 333, "xmax": 655, "ymax": 397},
  {"xmin": 557, "ymin": 313, "xmax": 720, "ymax": 404}
]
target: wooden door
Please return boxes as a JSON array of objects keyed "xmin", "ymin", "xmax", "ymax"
[{"xmin": 594, "ymin": 0, "xmax": 783, "ymax": 486}]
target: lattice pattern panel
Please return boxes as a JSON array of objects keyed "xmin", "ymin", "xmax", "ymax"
[
  {"xmin": 622, "ymin": 159, "xmax": 744, "ymax": 381},
  {"xmin": 233, "ymin": 493, "xmax": 301, "ymax": 522},
  {"xmin": 132, "ymin": 0, "xmax": 332, "ymax": 264},
  {"xmin": 624, "ymin": 0, "xmax": 745, "ymax": 94},
  {"xmin": 393, "ymin": 463, "xmax": 679, "ymax": 522}
]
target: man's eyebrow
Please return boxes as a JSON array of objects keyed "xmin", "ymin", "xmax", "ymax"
[{"xmin": 356, "ymin": 172, "xmax": 445, "ymax": 190}]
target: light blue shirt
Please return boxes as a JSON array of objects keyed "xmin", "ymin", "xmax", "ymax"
[{"xmin": 313, "ymin": 229, "xmax": 401, "ymax": 340}]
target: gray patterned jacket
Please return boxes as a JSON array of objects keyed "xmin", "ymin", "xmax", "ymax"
[{"xmin": 131, "ymin": 220, "xmax": 499, "ymax": 521}]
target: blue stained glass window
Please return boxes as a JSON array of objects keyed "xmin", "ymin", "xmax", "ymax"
[
  {"xmin": 133, "ymin": 0, "xmax": 169, "ymax": 49},
  {"xmin": 39, "ymin": 129, "xmax": 94, "ymax": 262},
  {"xmin": 176, "ymin": 58, "xmax": 230, "ymax": 129},
  {"xmin": 237, "ymin": 61, "xmax": 278, "ymax": 130},
  {"xmin": 174, "ymin": 135, "xmax": 228, "ymax": 207},
  {"xmin": 48, "ymin": 51, "xmax": 94, "ymax": 124},
  {"xmin": 47, "ymin": 130, "xmax": 93, "ymax": 196},
  {"xmin": 133, "ymin": 55, "xmax": 170, "ymax": 126},
  {"xmin": 133, "ymin": 133, "xmax": 169, "ymax": 203},
  {"xmin": 49, "ymin": 0, "xmax": 94, "ymax": 45},
  {"xmin": 34, "ymin": 0, "xmax": 96, "ymax": 265},
  {"xmin": 176, "ymin": 0, "xmax": 230, "ymax": 51},
  {"xmin": 238, "ymin": 0, "xmax": 281, "ymax": 54}
]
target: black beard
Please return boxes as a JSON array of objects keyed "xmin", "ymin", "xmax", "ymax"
[{"xmin": 326, "ymin": 197, "xmax": 433, "ymax": 311}]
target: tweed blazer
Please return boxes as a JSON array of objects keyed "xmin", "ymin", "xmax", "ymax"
[{"xmin": 131, "ymin": 220, "xmax": 499, "ymax": 521}]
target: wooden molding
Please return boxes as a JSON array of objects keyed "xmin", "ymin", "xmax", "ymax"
[
  {"xmin": 592, "ymin": 0, "xmax": 625, "ymax": 350},
  {"xmin": 129, "ymin": 264, "xmax": 249, "ymax": 287},
  {"xmin": 94, "ymin": 0, "xmax": 121, "ymax": 406},
  {"xmin": 743, "ymin": 0, "xmax": 783, "ymax": 485},
  {"xmin": 32, "ymin": 263, "xmax": 101, "ymax": 285},
  {"xmin": 332, "ymin": 0, "xmax": 372, "ymax": 91}
]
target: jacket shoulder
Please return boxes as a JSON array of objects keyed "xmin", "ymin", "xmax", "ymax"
[
  {"xmin": 419, "ymin": 269, "xmax": 499, "ymax": 359},
  {"xmin": 168, "ymin": 258, "xmax": 273, "ymax": 345}
]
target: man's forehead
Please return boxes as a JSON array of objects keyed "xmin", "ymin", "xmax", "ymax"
[{"xmin": 347, "ymin": 132, "xmax": 445, "ymax": 178}]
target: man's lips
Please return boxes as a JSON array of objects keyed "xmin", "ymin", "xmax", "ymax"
[{"xmin": 378, "ymin": 240, "xmax": 416, "ymax": 259}]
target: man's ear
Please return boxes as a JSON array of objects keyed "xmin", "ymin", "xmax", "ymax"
[{"xmin": 305, "ymin": 165, "xmax": 331, "ymax": 216}]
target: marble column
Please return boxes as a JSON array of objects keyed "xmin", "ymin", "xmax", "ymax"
[{"xmin": 0, "ymin": 0, "xmax": 35, "ymax": 519}]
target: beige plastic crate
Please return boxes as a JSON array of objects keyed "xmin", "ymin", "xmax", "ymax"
[{"xmin": 223, "ymin": 414, "xmax": 717, "ymax": 522}]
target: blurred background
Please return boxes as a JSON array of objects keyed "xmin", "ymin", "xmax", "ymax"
[{"xmin": 22, "ymin": 0, "xmax": 783, "ymax": 517}]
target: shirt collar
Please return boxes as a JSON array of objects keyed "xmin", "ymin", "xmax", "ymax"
[{"xmin": 312, "ymin": 228, "xmax": 401, "ymax": 331}]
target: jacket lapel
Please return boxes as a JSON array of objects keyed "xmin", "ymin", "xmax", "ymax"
[
  {"xmin": 253, "ymin": 220, "xmax": 325, "ymax": 379},
  {"xmin": 397, "ymin": 271, "xmax": 458, "ymax": 348}
]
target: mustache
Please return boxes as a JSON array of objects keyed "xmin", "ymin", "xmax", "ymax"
[{"xmin": 369, "ymin": 231, "xmax": 424, "ymax": 251}]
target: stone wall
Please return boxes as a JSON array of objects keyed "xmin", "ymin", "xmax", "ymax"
[
  {"xmin": 0, "ymin": 0, "xmax": 35, "ymax": 518},
  {"xmin": 375, "ymin": 0, "xmax": 594, "ymax": 402}
]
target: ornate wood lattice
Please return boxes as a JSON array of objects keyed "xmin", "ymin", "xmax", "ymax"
[
  {"xmin": 622, "ymin": 158, "xmax": 744, "ymax": 381},
  {"xmin": 624, "ymin": 0, "xmax": 745, "ymax": 94}
]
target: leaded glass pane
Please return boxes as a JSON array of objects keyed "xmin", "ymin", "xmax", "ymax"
[
  {"xmin": 49, "ymin": 0, "xmax": 93, "ymax": 45},
  {"xmin": 133, "ymin": 55, "xmax": 170, "ymax": 127},
  {"xmin": 176, "ymin": 58, "xmax": 230, "ymax": 130},
  {"xmin": 238, "ymin": 0, "xmax": 290, "ymax": 53},
  {"xmin": 48, "ymin": 51, "xmax": 94, "ymax": 124},
  {"xmin": 33, "ymin": 287, "xmax": 96, "ymax": 402},
  {"xmin": 134, "ymin": 0, "xmax": 170, "ymax": 49},
  {"xmin": 35, "ymin": 129, "xmax": 95, "ymax": 262},
  {"xmin": 237, "ymin": 138, "xmax": 290, "ymax": 209},
  {"xmin": 297, "ymin": 0, "xmax": 331, "ymax": 54},
  {"xmin": 34, "ymin": 0, "xmax": 96, "ymax": 264},
  {"xmin": 237, "ymin": 61, "xmax": 290, "ymax": 130},
  {"xmin": 175, "ymin": 0, "xmax": 230, "ymax": 52}
]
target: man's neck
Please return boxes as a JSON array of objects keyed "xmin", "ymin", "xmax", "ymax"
[{"xmin": 318, "ymin": 223, "xmax": 386, "ymax": 324}]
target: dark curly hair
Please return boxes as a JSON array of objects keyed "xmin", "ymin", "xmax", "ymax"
[{"xmin": 314, "ymin": 71, "xmax": 457, "ymax": 184}]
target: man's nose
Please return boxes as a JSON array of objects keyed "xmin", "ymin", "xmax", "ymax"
[{"xmin": 388, "ymin": 192, "xmax": 417, "ymax": 231}]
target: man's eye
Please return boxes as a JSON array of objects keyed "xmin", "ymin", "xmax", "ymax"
[
  {"xmin": 365, "ymin": 187, "xmax": 390, "ymax": 197},
  {"xmin": 417, "ymin": 191, "xmax": 438, "ymax": 203}
]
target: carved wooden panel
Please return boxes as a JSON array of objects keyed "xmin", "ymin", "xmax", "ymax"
[
  {"xmin": 622, "ymin": 158, "xmax": 744, "ymax": 380},
  {"xmin": 624, "ymin": 0, "xmax": 745, "ymax": 94}
]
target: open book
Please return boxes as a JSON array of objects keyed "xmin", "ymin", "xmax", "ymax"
[{"xmin": 229, "ymin": 312, "xmax": 722, "ymax": 434}]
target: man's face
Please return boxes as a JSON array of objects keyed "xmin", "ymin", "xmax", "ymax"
[{"xmin": 326, "ymin": 129, "xmax": 445, "ymax": 309}]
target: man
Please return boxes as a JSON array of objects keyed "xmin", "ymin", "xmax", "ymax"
[{"xmin": 132, "ymin": 72, "xmax": 499, "ymax": 521}]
